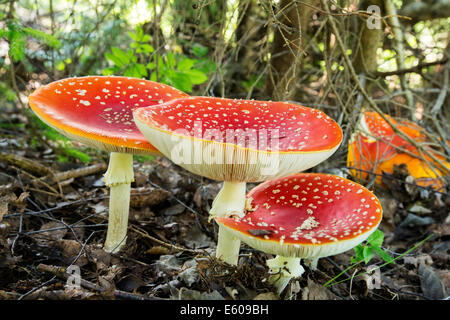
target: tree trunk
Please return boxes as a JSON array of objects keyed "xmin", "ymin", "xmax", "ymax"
[
  {"xmin": 265, "ymin": 0, "xmax": 314, "ymax": 100},
  {"xmin": 353, "ymin": 0, "xmax": 385, "ymax": 75}
]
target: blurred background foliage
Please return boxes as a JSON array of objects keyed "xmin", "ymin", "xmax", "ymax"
[{"xmin": 0, "ymin": 0, "xmax": 449, "ymax": 171}]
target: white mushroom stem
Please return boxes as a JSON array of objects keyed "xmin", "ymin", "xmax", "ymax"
[
  {"xmin": 103, "ymin": 152, "xmax": 134, "ymax": 253},
  {"xmin": 267, "ymin": 255, "xmax": 305, "ymax": 295},
  {"xmin": 210, "ymin": 181, "xmax": 246, "ymax": 265}
]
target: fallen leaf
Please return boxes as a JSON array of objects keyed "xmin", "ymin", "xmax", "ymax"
[
  {"xmin": 301, "ymin": 278, "xmax": 340, "ymax": 300},
  {"xmin": 55, "ymin": 239, "xmax": 88, "ymax": 266},
  {"xmin": 403, "ymin": 254, "xmax": 433, "ymax": 268},
  {"xmin": 130, "ymin": 187, "xmax": 171, "ymax": 208},
  {"xmin": 146, "ymin": 246, "xmax": 170, "ymax": 255},
  {"xmin": 0, "ymin": 193, "xmax": 17, "ymax": 221},
  {"xmin": 253, "ymin": 292, "xmax": 279, "ymax": 300},
  {"xmin": 419, "ymin": 264, "xmax": 447, "ymax": 299},
  {"xmin": 32, "ymin": 221, "xmax": 68, "ymax": 245}
]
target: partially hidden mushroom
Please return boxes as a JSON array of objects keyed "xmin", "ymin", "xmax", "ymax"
[
  {"xmin": 133, "ymin": 97, "xmax": 342, "ymax": 264},
  {"xmin": 29, "ymin": 76, "xmax": 188, "ymax": 253},
  {"xmin": 216, "ymin": 173, "xmax": 383, "ymax": 294},
  {"xmin": 348, "ymin": 111, "xmax": 449, "ymax": 190}
]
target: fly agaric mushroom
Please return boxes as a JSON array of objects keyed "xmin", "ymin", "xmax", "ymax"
[
  {"xmin": 133, "ymin": 96, "xmax": 342, "ymax": 264},
  {"xmin": 29, "ymin": 76, "xmax": 188, "ymax": 253},
  {"xmin": 215, "ymin": 173, "xmax": 383, "ymax": 294},
  {"xmin": 348, "ymin": 111, "xmax": 449, "ymax": 190}
]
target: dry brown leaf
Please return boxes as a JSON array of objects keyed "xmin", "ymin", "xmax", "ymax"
[{"xmin": 0, "ymin": 193, "xmax": 17, "ymax": 221}]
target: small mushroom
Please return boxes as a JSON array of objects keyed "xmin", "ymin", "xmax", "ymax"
[
  {"xmin": 134, "ymin": 97, "xmax": 342, "ymax": 264},
  {"xmin": 216, "ymin": 173, "xmax": 383, "ymax": 294},
  {"xmin": 29, "ymin": 76, "xmax": 188, "ymax": 253}
]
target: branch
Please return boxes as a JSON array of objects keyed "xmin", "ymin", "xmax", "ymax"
[
  {"xmin": 374, "ymin": 59, "xmax": 448, "ymax": 77},
  {"xmin": 399, "ymin": 0, "xmax": 450, "ymax": 24}
]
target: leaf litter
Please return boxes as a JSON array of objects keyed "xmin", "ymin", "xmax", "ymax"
[{"xmin": 0, "ymin": 122, "xmax": 448, "ymax": 301}]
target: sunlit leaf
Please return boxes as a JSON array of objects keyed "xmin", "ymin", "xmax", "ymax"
[{"xmin": 182, "ymin": 69, "xmax": 207, "ymax": 85}]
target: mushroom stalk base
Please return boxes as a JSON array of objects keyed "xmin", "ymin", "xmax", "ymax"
[
  {"xmin": 216, "ymin": 226, "xmax": 241, "ymax": 265},
  {"xmin": 211, "ymin": 181, "xmax": 246, "ymax": 265},
  {"xmin": 103, "ymin": 152, "xmax": 134, "ymax": 253},
  {"xmin": 267, "ymin": 256, "xmax": 305, "ymax": 295}
]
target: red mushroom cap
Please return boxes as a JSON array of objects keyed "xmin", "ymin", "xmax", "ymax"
[
  {"xmin": 29, "ymin": 76, "xmax": 189, "ymax": 154},
  {"xmin": 363, "ymin": 111, "xmax": 423, "ymax": 138},
  {"xmin": 216, "ymin": 173, "xmax": 383, "ymax": 258},
  {"xmin": 361, "ymin": 111, "xmax": 424, "ymax": 149},
  {"xmin": 134, "ymin": 97, "xmax": 343, "ymax": 181}
]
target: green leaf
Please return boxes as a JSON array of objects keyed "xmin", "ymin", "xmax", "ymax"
[
  {"xmin": 352, "ymin": 245, "xmax": 365, "ymax": 263},
  {"xmin": 141, "ymin": 34, "xmax": 151, "ymax": 43},
  {"xmin": 182, "ymin": 69, "xmax": 207, "ymax": 85},
  {"xmin": 171, "ymin": 73, "xmax": 192, "ymax": 92},
  {"xmin": 372, "ymin": 246, "xmax": 395, "ymax": 264},
  {"xmin": 102, "ymin": 67, "xmax": 116, "ymax": 76},
  {"xmin": 63, "ymin": 147, "xmax": 91, "ymax": 164},
  {"xmin": 135, "ymin": 63, "xmax": 148, "ymax": 77},
  {"xmin": 124, "ymin": 64, "xmax": 142, "ymax": 78},
  {"xmin": 9, "ymin": 29, "xmax": 26, "ymax": 61},
  {"xmin": 166, "ymin": 52, "xmax": 176, "ymax": 69},
  {"xmin": 177, "ymin": 58, "xmax": 195, "ymax": 71},
  {"xmin": 367, "ymin": 229, "xmax": 384, "ymax": 248},
  {"xmin": 136, "ymin": 26, "xmax": 144, "ymax": 39},
  {"xmin": 137, "ymin": 43, "xmax": 154, "ymax": 54},
  {"xmin": 128, "ymin": 49, "xmax": 138, "ymax": 63},
  {"xmin": 111, "ymin": 47, "xmax": 130, "ymax": 65},
  {"xmin": 150, "ymin": 71, "xmax": 157, "ymax": 81},
  {"xmin": 128, "ymin": 31, "xmax": 138, "ymax": 41},
  {"xmin": 192, "ymin": 43, "xmax": 209, "ymax": 57},
  {"xmin": 23, "ymin": 27, "xmax": 61, "ymax": 48},
  {"xmin": 0, "ymin": 29, "xmax": 9, "ymax": 38},
  {"xmin": 105, "ymin": 52, "xmax": 125, "ymax": 68},
  {"xmin": 56, "ymin": 61, "xmax": 65, "ymax": 71},
  {"xmin": 363, "ymin": 246, "xmax": 374, "ymax": 264},
  {"xmin": 142, "ymin": 44, "xmax": 154, "ymax": 53}
]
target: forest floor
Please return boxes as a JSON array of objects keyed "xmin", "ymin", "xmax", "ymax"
[{"xmin": 0, "ymin": 110, "xmax": 449, "ymax": 301}]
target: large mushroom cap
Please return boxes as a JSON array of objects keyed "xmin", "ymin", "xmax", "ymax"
[
  {"xmin": 134, "ymin": 97, "xmax": 343, "ymax": 181},
  {"xmin": 29, "ymin": 76, "xmax": 189, "ymax": 155},
  {"xmin": 216, "ymin": 173, "xmax": 383, "ymax": 258}
]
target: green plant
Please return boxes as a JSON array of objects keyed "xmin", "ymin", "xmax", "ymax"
[
  {"xmin": 0, "ymin": 20, "xmax": 61, "ymax": 63},
  {"xmin": 242, "ymin": 74, "xmax": 264, "ymax": 92},
  {"xmin": 351, "ymin": 230, "xmax": 394, "ymax": 265},
  {"xmin": 103, "ymin": 26, "xmax": 210, "ymax": 93},
  {"xmin": 134, "ymin": 154, "xmax": 155, "ymax": 163},
  {"xmin": 0, "ymin": 19, "xmax": 61, "ymax": 103},
  {"xmin": 324, "ymin": 233, "xmax": 433, "ymax": 288}
]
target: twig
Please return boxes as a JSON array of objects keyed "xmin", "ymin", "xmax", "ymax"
[
  {"xmin": 130, "ymin": 225, "xmax": 203, "ymax": 254},
  {"xmin": 0, "ymin": 152, "xmax": 50, "ymax": 176},
  {"xmin": 34, "ymin": 163, "xmax": 107, "ymax": 186},
  {"xmin": 36, "ymin": 264, "xmax": 165, "ymax": 300},
  {"xmin": 373, "ymin": 59, "xmax": 448, "ymax": 77}
]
